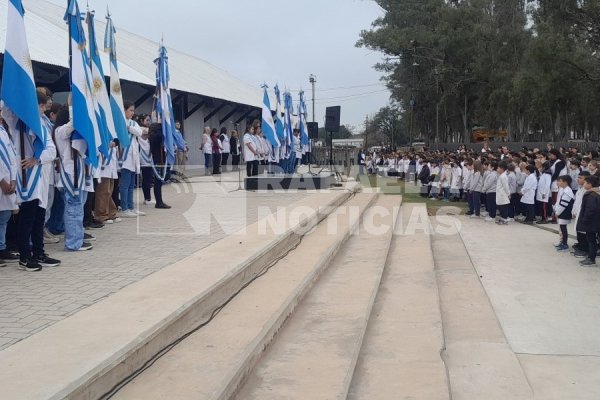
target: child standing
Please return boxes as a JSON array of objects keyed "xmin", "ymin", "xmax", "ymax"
[
  {"xmin": 495, "ymin": 161, "xmax": 511, "ymax": 225},
  {"xmin": 572, "ymin": 171, "xmax": 591, "ymax": 258},
  {"xmin": 507, "ymin": 164, "xmax": 518, "ymax": 221},
  {"xmin": 536, "ymin": 161, "xmax": 552, "ymax": 224},
  {"xmin": 576, "ymin": 176, "xmax": 600, "ymax": 267},
  {"xmin": 519, "ymin": 165, "xmax": 537, "ymax": 224},
  {"xmin": 553, "ymin": 176, "xmax": 575, "ymax": 251},
  {"xmin": 482, "ymin": 161, "xmax": 499, "ymax": 221}
]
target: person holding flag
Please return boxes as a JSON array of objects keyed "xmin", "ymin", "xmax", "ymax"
[{"xmin": 1, "ymin": 0, "xmax": 61, "ymax": 272}]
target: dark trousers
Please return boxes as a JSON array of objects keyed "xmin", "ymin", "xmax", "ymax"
[
  {"xmin": 587, "ymin": 232, "xmax": 598, "ymax": 262},
  {"xmin": 221, "ymin": 153, "xmax": 229, "ymax": 167},
  {"xmin": 576, "ymin": 231, "xmax": 589, "ymax": 252},
  {"xmin": 473, "ymin": 191, "xmax": 482, "ymax": 216},
  {"xmin": 509, "ymin": 193, "xmax": 520, "ymax": 218},
  {"xmin": 212, "ymin": 153, "xmax": 222, "ymax": 174},
  {"xmin": 246, "ymin": 160, "xmax": 259, "ymax": 177},
  {"xmin": 524, "ymin": 203, "xmax": 535, "ymax": 222},
  {"xmin": 560, "ymin": 225, "xmax": 568, "ymax": 245},
  {"xmin": 47, "ymin": 187, "xmax": 65, "ymax": 235},
  {"xmin": 231, "ymin": 154, "xmax": 240, "ymax": 170},
  {"xmin": 466, "ymin": 191, "xmax": 474, "ymax": 214},
  {"xmin": 6, "ymin": 213, "xmax": 18, "ymax": 251},
  {"xmin": 486, "ymin": 193, "xmax": 497, "ymax": 218},
  {"xmin": 141, "ymin": 166, "xmax": 153, "ymax": 201},
  {"xmin": 154, "ymin": 170, "xmax": 166, "ymax": 206},
  {"xmin": 18, "ymin": 200, "xmax": 45, "ymax": 261},
  {"xmin": 112, "ymin": 173, "xmax": 120, "ymax": 209},
  {"xmin": 84, "ymin": 190, "xmax": 95, "ymax": 226},
  {"xmin": 498, "ymin": 204, "xmax": 510, "ymax": 220}
]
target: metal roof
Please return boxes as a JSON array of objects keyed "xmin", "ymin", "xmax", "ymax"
[{"xmin": 0, "ymin": 0, "xmax": 263, "ymax": 108}]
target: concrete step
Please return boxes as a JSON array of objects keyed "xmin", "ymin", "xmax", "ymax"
[
  {"xmin": 433, "ymin": 223, "xmax": 534, "ymax": 400},
  {"xmin": 0, "ymin": 187, "xmax": 358, "ymax": 400},
  {"xmin": 109, "ymin": 192, "xmax": 380, "ymax": 400},
  {"xmin": 234, "ymin": 195, "xmax": 399, "ymax": 400},
  {"xmin": 348, "ymin": 203, "xmax": 450, "ymax": 400}
]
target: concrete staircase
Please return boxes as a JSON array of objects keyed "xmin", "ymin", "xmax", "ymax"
[{"xmin": 0, "ymin": 189, "xmax": 535, "ymax": 400}]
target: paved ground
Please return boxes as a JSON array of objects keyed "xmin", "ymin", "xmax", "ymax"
[
  {"xmin": 0, "ymin": 172, "xmax": 308, "ymax": 351},
  {"xmin": 457, "ymin": 216, "xmax": 600, "ymax": 399}
]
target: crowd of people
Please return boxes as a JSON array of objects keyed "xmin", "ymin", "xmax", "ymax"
[
  {"xmin": 361, "ymin": 143, "xmax": 600, "ymax": 267},
  {"xmin": 0, "ymin": 87, "xmax": 193, "ymax": 272}
]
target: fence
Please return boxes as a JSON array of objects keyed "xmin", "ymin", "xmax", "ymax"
[{"xmin": 427, "ymin": 142, "xmax": 600, "ymax": 152}]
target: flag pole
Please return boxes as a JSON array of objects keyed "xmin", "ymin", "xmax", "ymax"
[{"xmin": 67, "ymin": 0, "xmax": 79, "ymax": 191}]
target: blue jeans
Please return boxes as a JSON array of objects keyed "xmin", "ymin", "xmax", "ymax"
[
  {"xmin": 47, "ymin": 187, "xmax": 65, "ymax": 234},
  {"xmin": 63, "ymin": 190, "xmax": 87, "ymax": 251},
  {"xmin": 204, "ymin": 153, "xmax": 212, "ymax": 171},
  {"xmin": 120, "ymin": 169, "xmax": 136, "ymax": 211},
  {"xmin": 0, "ymin": 210, "xmax": 12, "ymax": 251}
]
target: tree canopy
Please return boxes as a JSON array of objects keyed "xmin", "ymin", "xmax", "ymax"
[{"xmin": 358, "ymin": 0, "xmax": 600, "ymax": 144}]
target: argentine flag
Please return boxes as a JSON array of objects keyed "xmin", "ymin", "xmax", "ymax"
[
  {"xmin": 283, "ymin": 91, "xmax": 294, "ymax": 156},
  {"xmin": 87, "ymin": 11, "xmax": 115, "ymax": 159},
  {"xmin": 261, "ymin": 86, "xmax": 279, "ymax": 148},
  {"xmin": 154, "ymin": 45, "xmax": 176, "ymax": 166},
  {"xmin": 274, "ymin": 84, "xmax": 285, "ymax": 142},
  {"xmin": 65, "ymin": 0, "xmax": 99, "ymax": 167},
  {"xmin": 298, "ymin": 91, "xmax": 309, "ymax": 146},
  {"xmin": 1, "ymin": 0, "xmax": 45, "ymax": 158},
  {"xmin": 104, "ymin": 11, "xmax": 130, "ymax": 148}
]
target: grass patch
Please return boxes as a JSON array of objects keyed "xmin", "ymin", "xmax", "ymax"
[{"xmin": 358, "ymin": 175, "xmax": 469, "ymax": 215}]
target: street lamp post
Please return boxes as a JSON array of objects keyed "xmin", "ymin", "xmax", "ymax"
[{"xmin": 309, "ymin": 74, "xmax": 316, "ymax": 123}]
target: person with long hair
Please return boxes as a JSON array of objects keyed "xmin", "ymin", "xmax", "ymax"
[
  {"xmin": 470, "ymin": 161, "xmax": 485, "ymax": 218},
  {"xmin": 119, "ymin": 101, "xmax": 146, "ymax": 218},
  {"xmin": 148, "ymin": 123, "xmax": 171, "ymax": 209},
  {"xmin": 211, "ymin": 128, "xmax": 223, "ymax": 175},
  {"xmin": 219, "ymin": 127, "xmax": 230, "ymax": 170}
]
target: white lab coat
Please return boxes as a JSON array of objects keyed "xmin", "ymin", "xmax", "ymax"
[
  {"xmin": 520, "ymin": 173, "xmax": 537, "ymax": 205},
  {"xmin": 121, "ymin": 119, "xmax": 142, "ymax": 174},
  {"xmin": 0, "ymin": 126, "xmax": 18, "ymax": 211}
]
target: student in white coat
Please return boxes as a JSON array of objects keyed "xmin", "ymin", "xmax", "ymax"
[
  {"xmin": 495, "ymin": 161, "xmax": 511, "ymax": 225},
  {"xmin": 120, "ymin": 101, "xmax": 145, "ymax": 218},
  {"xmin": 1, "ymin": 90, "xmax": 60, "ymax": 271},
  {"xmin": 0, "ymin": 120, "xmax": 19, "ymax": 265},
  {"xmin": 519, "ymin": 165, "xmax": 537, "ymax": 224}
]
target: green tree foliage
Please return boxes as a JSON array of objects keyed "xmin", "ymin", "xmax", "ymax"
[{"xmin": 358, "ymin": 0, "xmax": 600, "ymax": 143}]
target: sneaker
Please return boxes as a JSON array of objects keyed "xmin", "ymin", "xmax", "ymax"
[
  {"xmin": 495, "ymin": 219, "xmax": 508, "ymax": 225},
  {"xmin": 34, "ymin": 254, "xmax": 61, "ymax": 268},
  {"xmin": 507, "ymin": 218, "xmax": 515, "ymax": 222},
  {"xmin": 579, "ymin": 258, "xmax": 597, "ymax": 267},
  {"xmin": 120, "ymin": 210, "xmax": 137, "ymax": 219},
  {"xmin": 113, "ymin": 217, "xmax": 122, "ymax": 223},
  {"xmin": 144, "ymin": 200, "xmax": 156, "ymax": 205},
  {"xmin": 573, "ymin": 250, "xmax": 588, "ymax": 258},
  {"xmin": 18, "ymin": 259, "xmax": 42, "ymax": 272},
  {"xmin": 104, "ymin": 219, "xmax": 114, "ymax": 224},
  {"xmin": 155, "ymin": 203, "xmax": 172, "ymax": 209},
  {"xmin": 0, "ymin": 250, "xmax": 20, "ymax": 263},
  {"xmin": 536, "ymin": 220, "xmax": 549, "ymax": 225},
  {"xmin": 485, "ymin": 217, "xmax": 494, "ymax": 222},
  {"xmin": 555, "ymin": 244, "xmax": 569, "ymax": 252},
  {"xmin": 84, "ymin": 233, "xmax": 96, "ymax": 242},
  {"xmin": 76, "ymin": 242, "xmax": 93, "ymax": 251},
  {"xmin": 469, "ymin": 214, "xmax": 479, "ymax": 219},
  {"xmin": 86, "ymin": 221, "xmax": 105, "ymax": 230},
  {"xmin": 44, "ymin": 229, "xmax": 60, "ymax": 244},
  {"xmin": 132, "ymin": 209, "xmax": 146, "ymax": 216}
]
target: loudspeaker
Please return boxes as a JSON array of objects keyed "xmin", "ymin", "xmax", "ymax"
[
  {"xmin": 307, "ymin": 122, "xmax": 319, "ymax": 139},
  {"xmin": 325, "ymin": 106, "xmax": 341, "ymax": 133}
]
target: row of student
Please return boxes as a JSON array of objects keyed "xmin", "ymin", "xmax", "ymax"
[{"xmin": 0, "ymin": 88, "xmax": 180, "ymax": 272}]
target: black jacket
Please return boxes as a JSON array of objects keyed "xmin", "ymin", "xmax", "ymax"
[
  {"xmin": 418, "ymin": 165, "xmax": 430, "ymax": 185},
  {"xmin": 149, "ymin": 128, "xmax": 165, "ymax": 165},
  {"xmin": 576, "ymin": 189, "xmax": 600, "ymax": 233}
]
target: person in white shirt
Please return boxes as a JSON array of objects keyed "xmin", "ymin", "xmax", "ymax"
[
  {"xmin": 495, "ymin": 162, "xmax": 511, "ymax": 224},
  {"xmin": 293, "ymin": 129, "xmax": 302, "ymax": 173},
  {"xmin": 0, "ymin": 119, "xmax": 19, "ymax": 265},
  {"xmin": 243, "ymin": 126, "xmax": 258, "ymax": 177},
  {"xmin": 219, "ymin": 127, "xmax": 230, "ymax": 170},
  {"xmin": 53, "ymin": 104, "xmax": 93, "ymax": 252},
  {"xmin": 137, "ymin": 114, "xmax": 153, "ymax": 205},
  {"xmin": 520, "ymin": 165, "xmax": 537, "ymax": 224},
  {"xmin": 536, "ymin": 161, "xmax": 552, "ymax": 223},
  {"xmin": 2, "ymin": 89, "xmax": 60, "ymax": 271},
  {"xmin": 95, "ymin": 142, "xmax": 120, "ymax": 225},
  {"xmin": 572, "ymin": 171, "xmax": 590, "ymax": 257},
  {"xmin": 119, "ymin": 102, "xmax": 145, "ymax": 218},
  {"xmin": 201, "ymin": 126, "xmax": 212, "ymax": 175}
]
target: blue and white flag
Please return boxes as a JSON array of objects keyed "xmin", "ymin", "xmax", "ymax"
[
  {"xmin": 283, "ymin": 91, "xmax": 294, "ymax": 157},
  {"xmin": 298, "ymin": 90, "xmax": 309, "ymax": 146},
  {"xmin": 261, "ymin": 85, "xmax": 279, "ymax": 148},
  {"xmin": 65, "ymin": 0, "xmax": 99, "ymax": 167},
  {"xmin": 273, "ymin": 84, "xmax": 285, "ymax": 142},
  {"xmin": 104, "ymin": 10, "xmax": 130, "ymax": 148},
  {"xmin": 154, "ymin": 44, "xmax": 176, "ymax": 166},
  {"xmin": 1, "ymin": 0, "xmax": 45, "ymax": 158},
  {"xmin": 87, "ymin": 11, "xmax": 115, "ymax": 159}
]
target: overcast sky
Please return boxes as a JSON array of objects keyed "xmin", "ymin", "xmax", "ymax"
[{"xmin": 47, "ymin": 0, "xmax": 390, "ymax": 131}]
